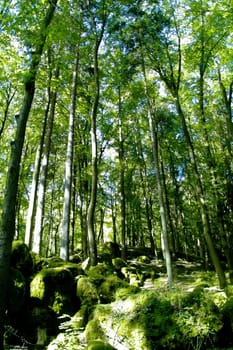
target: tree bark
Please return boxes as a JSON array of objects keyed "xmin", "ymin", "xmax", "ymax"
[
  {"xmin": 33, "ymin": 76, "xmax": 58, "ymax": 255},
  {"xmin": 0, "ymin": 1, "xmax": 57, "ymax": 346},
  {"xmin": 149, "ymin": 112, "xmax": 173, "ymax": 290},
  {"xmin": 87, "ymin": 14, "xmax": 106, "ymax": 266},
  {"xmin": 60, "ymin": 47, "xmax": 79, "ymax": 261},
  {"xmin": 176, "ymin": 98, "xmax": 226, "ymax": 288},
  {"xmin": 140, "ymin": 40, "xmax": 172, "ymax": 290}
]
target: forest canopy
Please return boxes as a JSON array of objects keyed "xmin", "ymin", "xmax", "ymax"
[{"xmin": 0, "ymin": 1, "xmax": 233, "ymax": 344}]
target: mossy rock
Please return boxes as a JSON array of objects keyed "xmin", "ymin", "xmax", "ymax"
[
  {"xmin": 136, "ymin": 255, "xmax": 151, "ymax": 264},
  {"xmin": 8, "ymin": 268, "xmax": 26, "ymax": 315},
  {"xmin": 85, "ymin": 319, "xmax": 105, "ymax": 342},
  {"xmin": 88, "ymin": 290, "xmax": 178, "ymax": 349},
  {"xmin": 46, "ymin": 258, "xmax": 84, "ymax": 277},
  {"xmin": 98, "ymin": 242, "xmax": 121, "ymax": 263},
  {"xmin": 87, "ymin": 263, "xmax": 114, "ymax": 286},
  {"xmin": 70, "ymin": 253, "xmax": 82, "ymax": 263},
  {"xmin": 31, "ymin": 252, "xmax": 48, "ymax": 273},
  {"xmin": 99, "ymin": 275, "xmax": 130, "ymax": 303},
  {"xmin": 112, "ymin": 257, "xmax": 127, "ymax": 270},
  {"xmin": 87, "ymin": 339, "xmax": 116, "ymax": 350},
  {"xmin": 114, "ymin": 285, "xmax": 140, "ymax": 300},
  {"xmin": 73, "ymin": 304, "xmax": 89, "ymax": 329},
  {"xmin": 31, "ymin": 267, "xmax": 74, "ymax": 296},
  {"xmin": 77, "ymin": 276, "xmax": 99, "ymax": 305},
  {"xmin": 30, "ymin": 267, "xmax": 77, "ymax": 315},
  {"xmin": 11, "ymin": 240, "xmax": 33, "ymax": 276},
  {"xmin": 47, "ymin": 331, "xmax": 80, "ymax": 350}
]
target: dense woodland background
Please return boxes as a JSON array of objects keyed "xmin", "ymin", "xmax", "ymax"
[{"xmin": 0, "ymin": 0, "xmax": 233, "ymax": 344}]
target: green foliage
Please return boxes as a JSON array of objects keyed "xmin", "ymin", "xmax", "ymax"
[{"xmin": 172, "ymin": 288, "xmax": 223, "ymax": 349}]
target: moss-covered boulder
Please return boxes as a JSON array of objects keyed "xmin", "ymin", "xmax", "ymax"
[
  {"xmin": 98, "ymin": 242, "xmax": 121, "ymax": 263},
  {"xmin": 87, "ymin": 339, "xmax": 117, "ymax": 350},
  {"xmin": 77, "ymin": 276, "xmax": 99, "ymax": 305},
  {"xmin": 87, "ymin": 263, "xmax": 115, "ymax": 285},
  {"xmin": 99, "ymin": 275, "xmax": 130, "ymax": 303},
  {"xmin": 84, "ymin": 287, "xmax": 224, "ymax": 350},
  {"xmin": 11, "ymin": 240, "xmax": 33, "ymax": 276},
  {"xmin": 30, "ymin": 266, "xmax": 78, "ymax": 315}
]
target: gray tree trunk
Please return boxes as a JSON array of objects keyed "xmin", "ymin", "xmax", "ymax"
[
  {"xmin": 60, "ymin": 47, "xmax": 79, "ymax": 261},
  {"xmin": 32, "ymin": 83, "xmax": 58, "ymax": 255},
  {"xmin": 87, "ymin": 16, "xmax": 106, "ymax": 266}
]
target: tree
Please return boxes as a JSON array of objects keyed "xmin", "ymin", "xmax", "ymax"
[
  {"xmin": 60, "ymin": 45, "xmax": 79, "ymax": 261},
  {"xmin": 0, "ymin": 1, "xmax": 57, "ymax": 346},
  {"xmin": 86, "ymin": 0, "xmax": 107, "ymax": 266}
]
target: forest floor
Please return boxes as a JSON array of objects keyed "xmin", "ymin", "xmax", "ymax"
[{"xmin": 131, "ymin": 256, "xmax": 218, "ymax": 292}]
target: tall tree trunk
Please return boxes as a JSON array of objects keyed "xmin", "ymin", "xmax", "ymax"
[
  {"xmin": 160, "ymin": 157, "xmax": 176, "ymax": 255},
  {"xmin": 140, "ymin": 42, "xmax": 172, "ymax": 290},
  {"xmin": 176, "ymin": 97, "xmax": 226, "ymax": 288},
  {"xmin": 136, "ymin": 131, "xmax": 156, "ymax": 256},
  {"xmin": 32, "ymin": 77, "xmax": 58, "ymax": 255},
  {"xmin": 60, "ymin": 47, "xmax": 79, "ymax": 261},
  {"xmin": 0, "ymin": 1, "xmax": 57, "ymax": 346},
  {"xmin": 25, "ymin": 99, "xmax": 50, "ymax": 249},
  {"xmin": 149, "ymin": 112, "xmax": 173, "ymax": 290},
  {"xmin": 218, "ymin": 69, "xmax": 233, "ymax": 157},
  {"xmin": 25, "ymin": 56, "xmax": 53, "ymax": 249},
  {"xmin": 149, "ymin": 18, "xmax": 226, "ymax": 288},
  {"xmin": 87, "ymin": 15, "xmax": 106, "ymax": 266},
  {"xmin": 118, "ymin": 87, "xmax": 127, "ymax": 261}
]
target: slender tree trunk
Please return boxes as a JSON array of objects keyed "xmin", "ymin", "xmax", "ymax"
[
  {"xmin": 0, "ymin": 88, "xmax": 16, "ymax": 140},
  {"xmin": 25, "ymin": 58, "xmax": 53, "ymax": 249},
  {"xmin": 0, "ymin": 1, "xmax": 57, "ymax": 346},
  {"xmin": 118, "ymin": 87, "xmax": 127, "ymax": 261},
  {"xmin": 140, "ymin": 43, "xmax": 172, "ymax": 289},
  {"xmin": 218, "ymin": 69, "xmax": 233, "ymax": 157},
  {"xmin": 160, "ymin": 157, "xmax": 176, "ymax": 255},
  {"xmin": 60, "ymin": 47, "xmax": 79, "ymax": 261},
  {"xmin": 149, "ymin": 112, "xmax": 173, "ymax": 290},
  {"xmin": 33, "ymin": 67, "xmax": 59, "ymax": 255},
  {"xmin": 25, "ymin": 103, "xmax": 49, "ymax": 248},
  {"xmin": 136, "ymin": 132, "xmax": 156, "ymax": 255},
  {"xmin": 176, "ymin": 98, "xmax": 226, "ymax": 288},
  {"xmin": 87, "ymin": 16, "xmax": 106, "ymax": 266}
]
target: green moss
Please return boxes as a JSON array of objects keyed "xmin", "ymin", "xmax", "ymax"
[
  {"xmin": 31, "ymin": 267, "xmax": 74, "ymax": 299},
  {"xmin": 99, "ymin": 275, "xmax": 129, "ymax": 303},
  {"xmin": 30, "ymin": 267, "xmax": 77, "ymax": 315},
  {"xmin": 136, "ymin": 255, "xmax": 151, "ymax": 264},
  {"xmin": 77, "ymin": 276, "xmax": 99, "ymax": 305},
  {"xmin": 73, "ymin": 305, "xmax": 89, "ymax": 329},
  {"xmin": 11, "ymin": 240, "xmax": 33, "ymax": 276},
  {"xmin": 85, "ymin": 319, "xmax": 105, "ymax": 342},
  {"xmin": 114, "ymin": 285, "xmax": 140, "ymax": 300},
  {"xmin": 87, "ymin": 263, "xmax": 114, "ymax": 286},
  {"xmin": 52, "ymin": 291, "xmax": 73, "ymax": 314},
  {"xmin": 87, "ymin": 339, "xmax": 116, "ymax": 350},
  {"xmin": 112, "ymin": 258, "xmax": 127, "ymax": 270}
]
